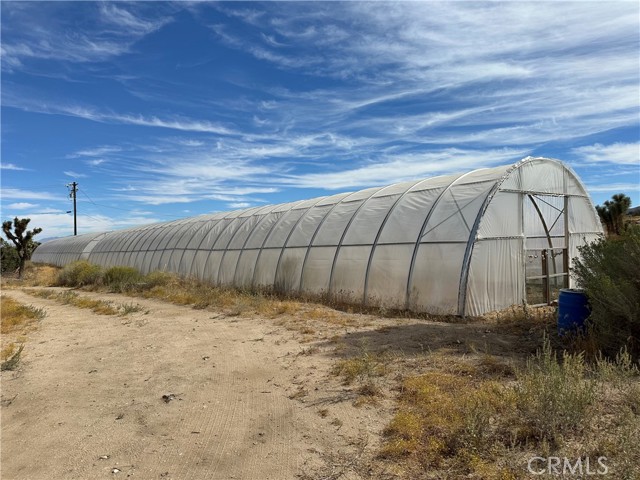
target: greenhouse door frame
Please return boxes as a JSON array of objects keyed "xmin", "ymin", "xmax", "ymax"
[{"xmin": 524, "ymin": 194, "xmax": 570, "ymax": 306}]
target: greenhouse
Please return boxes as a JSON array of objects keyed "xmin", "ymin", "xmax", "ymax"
[{"xmin": 32, "ymin": 157, "xmax": 603, "ymax": 316}]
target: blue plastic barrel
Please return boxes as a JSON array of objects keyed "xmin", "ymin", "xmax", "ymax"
[{"xmin": 557, "ymin": 288, "xmax": 590, "ymax": 335}]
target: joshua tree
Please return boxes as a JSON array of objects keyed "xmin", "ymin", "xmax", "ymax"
[
  {"xmin": 596, "ymin": 193, "xmax": 632, "ymax": 236},
  {"xmin": 2, "ymin": 217, "xmax": 42, "ymax": 278}
]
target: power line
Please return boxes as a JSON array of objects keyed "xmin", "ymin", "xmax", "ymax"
[{"xmin": 77, "ymin": 188, "xmax": 184, "ymax": 219}]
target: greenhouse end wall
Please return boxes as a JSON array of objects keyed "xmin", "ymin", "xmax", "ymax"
[{"xmin": 32, "ymin": 157, "xmax": 603, "ymax": 316}]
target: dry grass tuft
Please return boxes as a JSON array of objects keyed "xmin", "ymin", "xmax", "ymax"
[
  {"xmin": 28, "ymin": 289, "xmax": 141, "ymax": 316},
  {"xmin": 1, "ymin": 344, "xmax": 24, "ymax": 371},
  {"xmin": 379, "ymin": 337, "xmax": 640, "ymax": 478},
  {"xmin": 333, "ymin": 351, "xmax": 388, "ymax": 385},
  {"xmin": 1, "ymin": 296, "xmax": 46, "ymax": 334}
]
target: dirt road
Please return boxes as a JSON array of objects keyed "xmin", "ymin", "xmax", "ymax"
[{"xmin": 1, "ymin": 289, "xmax": 387, "ymax": 480}]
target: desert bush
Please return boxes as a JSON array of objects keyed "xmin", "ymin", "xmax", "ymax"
[
  {"xmin": 573, "ymin": 226, "xmax": 640, "ymax": 360},
  {"xmin": 514, "ymin": 337, "xmax": 596, "ymax": 446},
  {"xmin": 143, "ymin": 270, "xmax": 173, "ymax": 288},
  {"xmin": 57, "ymin": 260, "xmax": 103, "ymax": 287},
  {"xmin": 378, "ymin": 337, "xmax": 629, "ymax": 477},
  {"xmin": 0, "ymin": 239, "xmax": 20, "ymax": 274},
  {"xmin": 103, "ymin": 266, "xmax": 143, "ymax": 292}
]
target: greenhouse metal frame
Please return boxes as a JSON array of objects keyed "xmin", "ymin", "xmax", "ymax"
[{"xmin": 32, "ymin": 157, "xmax": 603, "ymax": 316}]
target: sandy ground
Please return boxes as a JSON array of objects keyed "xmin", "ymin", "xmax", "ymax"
[
  {"xmin": 1, "ymin": 288, "xmax": 396, "ymax": 480},
  {"xmin": 1, "ymin": 287, "xmax": 535, "ymax": 480}
]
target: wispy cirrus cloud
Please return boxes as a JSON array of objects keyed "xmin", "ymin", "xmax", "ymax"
[
  {"xmin": 3, "ymin": 97, "xmax": 237, "ymax": 136},
  {"xmin": 64, "ymin": 171, "xmax": 88, "ymax": 178},
  {"xmin": 68, "ymin": 145, "xmax": 122, "ymax": 158},
  {"xmin": 0, "ymin": 163, "xmax": 27, "ymax": 171},
  {"xmin": 572, "ymin": 142, "xmax": 640, "ymax": 165},
  {"xmin": 1, "ymin": 2, "xmax": 173, "ymax": 71},
  {"xmin": 211, "ymin": 1, "xmax": 638, "ymax": 149},
  {"xmin": 277, "ymin": 147, "xmax": 529, "ymax": 189},
  {"xmin": 99, "ymin": 3, "xmax": 169, "ymax": 35},
  {"xmin": 585, "ymin": 183, "xmax": 640, "ymax": 193}
]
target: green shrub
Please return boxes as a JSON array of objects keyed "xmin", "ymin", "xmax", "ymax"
[
  {"xmin": 57, "ymin": 260, "xmax": 103, "ymax": 287},
  {"xmin": 514, "ymin": 337, "xmax": 595, "ymax": 446},
  {"xmin": 573, "ymin": 226, "xmax": 640, "ymax": 360},
  {"xmin": 103, "ymin": 266, "xmax": 143, "ymax": 292},
  {"xmin": 0, "ymin": 239, "xmax": 20, "ymax": 274}
]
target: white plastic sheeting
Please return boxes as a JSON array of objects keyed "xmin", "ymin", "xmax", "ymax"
[{"xmin": 32, "ymin": 157, "xmax": 603, "ymax": 315}]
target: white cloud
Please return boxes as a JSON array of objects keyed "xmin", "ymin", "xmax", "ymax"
[
  {"xmin": 1, "ymin": 3, "xmax": 173, "ymax": 71},
  {"xmin": 120, "ymin": 194, "xmax": 196, "ymax": 206},
  {"xmin": 70, "ymin": 145, "xmax": 122, "ymax": 157},
  {"xmin": 6, "ymin": 202, "xmax": 38, "ymax": 209},
  {"xmin": 585, "ymin": 183, "xmax": 640, "ymax": 193},
  {"xmin": 6, "ymin": 99, "xmax": 238, "ymax": 136},
  {"xmin": 27, "ymin": 212, "xmax": 161, "ymax": 239},
  {"xmin": 174, "ymin": 139, "xmax": 205, "ymax": 147},
  {"xmin": 64, "ymin": 170, "xmax": 88, "ymax": 178},
  {"xmin": 111, "ymin": 113, "xmax": 236, "ymax": 135},
  {"xmin": 213, "ymin": 2, "xmax": 638, "ymax": 149},
  {"xmin": 572, "ymin": 142, "xmax": 640, "ymax": 165},
  {"xmin": 227, "ymin": 202, "xmax": 252, "ymax": 209},
  {"xmin": 1, "ymin": 188, "xmax": 59, "ymax": 200},
  {"xmin": 281, "ymin": 148, "xmax": 528, "ymax": 190},
  {"xmin": 86, "ymin": 159, "xmax": 106, "ymax": 166},
  {"xmin": 99, "ymin": 4, "xmax": 168, "ymax": 35},
  {"xmin": 0, "ymin": 163, "xmax": 27, "ymax": 171}
]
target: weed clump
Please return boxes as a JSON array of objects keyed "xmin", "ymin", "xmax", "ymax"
[
  {"xmin": 333, "ymin": 350, "xmax": 387, "ymax": 385},
  {"xmin": 380, "ymin": 337, "xmax": 639, "ymax": 478},
  {"xmin": 1, "ymin": 344, "xmax": 24, "ymax": 371},
  {"xmin": 57, "ymin": 260, "xmax": 103, "ymax": 287},
  {"xmin": 514, "ymin": 338, "xmax": 595, "ymax": 446},
  {"xmin": 103, "ymin": 266, "xmax": 143, "ymax": 292},
  {"xmin": 1, "ymin": 296, "xmax": 46, "ymax": 334}
]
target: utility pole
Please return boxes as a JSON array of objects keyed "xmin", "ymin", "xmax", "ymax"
[{"xmin": 67, "ymin": 182, "xmax": 78, "ymax": 236}]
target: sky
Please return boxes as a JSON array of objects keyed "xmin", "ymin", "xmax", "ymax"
[{"xmin": 1, "ymin": 1, "xmax": 639, "ymax": 240}]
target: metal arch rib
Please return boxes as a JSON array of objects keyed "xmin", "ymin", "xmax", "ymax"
[
  {"xmin": 107, "ymin": 228, "xmax": 138, "ymax": 266},
  {"xmin": 136, "ymin": 225, "xmax": 172, "ymax": 273},
  {"xmin": 156, "ymin": 218, "xmax": 199, "ymax": 271},
  {"xmin": 189, "ymin": 208, "xmax": 262, "ymax": 280},
  {"xmin": 327, "ymin": 185, "xmax": 392, "ymax": 297},
  {"xmin": 362, "ymin": 179, "xmax": 426, "ymax": 305},
  {"xmin": 293, "ymin": 194, "xmax": 355, "ymax": 292},
  {"xmin": 404, "ymin": 170, "xmax": 477, "ymax": 310},
  {"xmin": 212, "ymin": 205, "xmax": 276, "ymax": 286},
  {"xmin": 250, "ymin": 199, "xmax": 315, "ymax": 289},
  {"xmin": 151, "ymin": 220, "xmax": 209, "ymax": 273},
  {"xmin": 233, "ymin": 201, "xmax": 304, "ymax": 287},
  {"xmin": 120, "ymin": 226, "xmax": 152, "ymax": 267},
  {"xmin": 80, "ymin": 232, "xmax": 110, "ymax": 261},
  {"xmin": 528, "ymin": 195, "xmax": 558, "ymax": 252},
  {"xmin": 129, "ymin": 225, "xmax": 164, "ymax": 272},
  {"xmin": 149, "ymin": 220, "xmax": 191, "ymax": 273},
  {"xmin": 175, "ymin": 215, "xmax": 225, "ymax": 276},
  {"xmin": 456, "ymin": 159, "xmax": 529, "ymax": 316}
]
